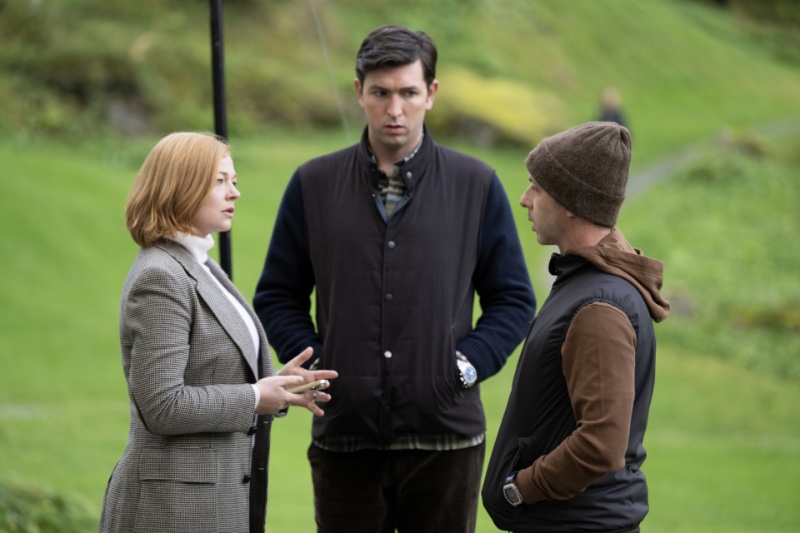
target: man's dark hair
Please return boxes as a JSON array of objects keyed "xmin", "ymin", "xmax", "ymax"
[{"xmin": 356, "ymin": 25, "xmax": 437, "ymax": 88}]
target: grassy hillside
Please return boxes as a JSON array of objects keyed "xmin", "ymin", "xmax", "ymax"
[
  {"xmin": 2, "ymin": 0, "xmax": 800, "ymax": 164},
  {"xmin": 624, "ymin": 133, "xmax": 800, "ymax": 380}
]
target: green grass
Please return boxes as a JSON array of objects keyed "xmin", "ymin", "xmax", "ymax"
[
  {"xmin": 622, "ymin": 135, "xmax": 800, "ymax": 380},
  {"xmin": 2, "ymin": 128, "xmax": 799, "ymax": 532},
  {"xmin": 646, "ymin": 347, "xmax": 800, "ymax": 533}
]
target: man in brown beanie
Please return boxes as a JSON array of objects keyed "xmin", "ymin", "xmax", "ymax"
[{"xmin": 482, "ymin": 121, "xmax": 670, "ymax": 532}]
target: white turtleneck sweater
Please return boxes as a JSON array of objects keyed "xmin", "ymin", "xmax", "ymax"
[{"xmin": 170, "ymin": 232, "xmax": 261, "ymax": 407}]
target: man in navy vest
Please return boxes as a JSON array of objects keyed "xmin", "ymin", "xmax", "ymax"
[{"xmin": 254, "ymin": 24, "xmax": 535, "ymax": 533}]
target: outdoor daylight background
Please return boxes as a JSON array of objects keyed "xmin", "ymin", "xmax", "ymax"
[{"xmin": 1, "ymin": 0, "xmax": 799, "ymax": 531}]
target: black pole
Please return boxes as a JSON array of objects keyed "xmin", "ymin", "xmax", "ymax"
[{"xmin": 210, "ymin": 0, "xmax": 232, "ymax": 279}]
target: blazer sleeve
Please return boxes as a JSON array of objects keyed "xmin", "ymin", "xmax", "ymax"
[{"xmin": 124, "ymin": 263, "xmax": 257, "ymax": 436}]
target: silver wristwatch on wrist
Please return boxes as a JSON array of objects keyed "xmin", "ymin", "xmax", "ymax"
[
  {"xmin": 503, "ymin": 472, "xmax": 523, "ymax": 507},
  {"xmin": 455, "ymin": 350, "xmax": 477, "ymax": 388}
]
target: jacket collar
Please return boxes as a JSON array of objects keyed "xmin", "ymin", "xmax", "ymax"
[
  {"xmin": 548, "ymin": 252, "xmax": 588, "ymax": 282},
  {"xmin": 359, "ymin": 123, "xmax": 434, "ymax": 194},
  {"xmin": 153, "ymin": 239, "xmax": 267, "ymax": 380}
]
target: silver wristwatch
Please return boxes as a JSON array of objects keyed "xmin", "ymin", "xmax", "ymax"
[
  {"xmin": 503, "ymin": 472, "xmax": 523, "ymax": 507},
  {"xmin": 455, "ymin": 351, "xmax": 477, "ymax": 388}
]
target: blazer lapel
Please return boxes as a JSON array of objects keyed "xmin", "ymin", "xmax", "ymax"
[
  {"xmin": 155, "ymin": 240, "xmax": 266, "ymax": 380},
  {"xmin": 204, "ymin": 259, "xmax": 273, "ymax": 378}
]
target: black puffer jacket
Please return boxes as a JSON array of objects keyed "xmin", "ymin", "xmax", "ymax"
[{"xmin": 483, "ymin": 230, "xmax": 669, "ymax": 532}]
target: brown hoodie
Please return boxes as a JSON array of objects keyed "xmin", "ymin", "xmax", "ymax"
[
  {"xmin": 569, "ymin": 229, "xmax": 670, "ymax": 323},
  {"xmin": 514, "ymin": 229, "xmax": 669, "ymax": 505}
]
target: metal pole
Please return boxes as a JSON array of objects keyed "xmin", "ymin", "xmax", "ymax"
[{"xmin": 210, "ymin": 0, "xmax": 232, "ymax": 279}]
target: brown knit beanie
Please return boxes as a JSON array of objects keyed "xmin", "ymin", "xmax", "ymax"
[{"xmin": 525, "ymin": 121, "xmax": 631, "ymax": 227}]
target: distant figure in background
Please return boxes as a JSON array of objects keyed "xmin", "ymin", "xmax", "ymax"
[
  {"xmin": 598, "ymin": 86, "xmax": 628, "ymax": 130},
  {"xmin": 483, "ymin": 122, "xmax": 670, "ymax": 532},
  {"xmin": 99, "ymin": 132, "xmax": 337, "ymax": 533},
  {"xmin": 253, "ymin": 24, "xmax": 535, "ymax": 533}
]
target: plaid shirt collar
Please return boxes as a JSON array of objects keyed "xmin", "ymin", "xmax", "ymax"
[{"xmin": 367, "ymin": 133, "xmax": 424, "ymax": 171}]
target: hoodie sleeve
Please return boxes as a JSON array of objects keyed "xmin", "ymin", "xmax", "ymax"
[{"xmin": 515, "ymin": 302, "xmax": 635, "ymax": 504}]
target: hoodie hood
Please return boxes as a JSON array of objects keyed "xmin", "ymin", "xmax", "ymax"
[{"xmin": 567, "ymin": 229, "xmax": 670, "ymax": 322}]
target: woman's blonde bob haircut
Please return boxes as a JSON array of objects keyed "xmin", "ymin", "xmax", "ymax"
[{"xmin": 126, "ymin": 132, "xmax": 230, "ymax": 248}]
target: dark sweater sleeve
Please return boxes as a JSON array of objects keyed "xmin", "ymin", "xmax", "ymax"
[
  {"xmin": 455, "ymin": 174, "xmax": 536, "ymax": 381},
  {"xmin": 253, "ymin": 171, "xmax": 323, "ymax": 365}
]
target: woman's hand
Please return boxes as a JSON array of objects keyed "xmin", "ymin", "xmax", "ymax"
[{"xmin": 255, "ymin": 347, "xmax": 338, "ymax": 416}]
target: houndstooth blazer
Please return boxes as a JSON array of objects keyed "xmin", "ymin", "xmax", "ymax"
[{"xmin": 99, "ymin": 239, "xmax": 275, "ymax": 533}]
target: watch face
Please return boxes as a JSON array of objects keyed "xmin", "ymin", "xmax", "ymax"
[
  {"xmin": 503, "ymin": 484, "xmax": 522, "ymax": 506},
  {"xmin": 464, "ymin": 365, "xmax": 477, "ymax": 384},
  {"xmin": 457, "ymin": 358, "xmax": 477, "ymax": 386}
]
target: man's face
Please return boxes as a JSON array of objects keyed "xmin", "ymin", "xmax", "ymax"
[
  {"xmin": 355, "ymin": 59, "xmax": 438, "ymax": 161},
  {"xmin": 520, "ymin": 176, "xmax": 568, "ymax": 247}
]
